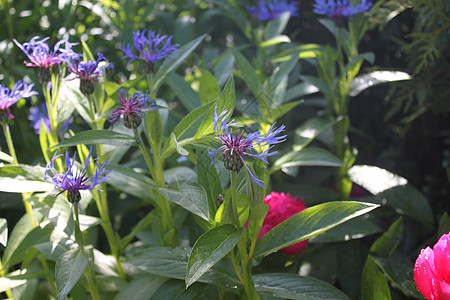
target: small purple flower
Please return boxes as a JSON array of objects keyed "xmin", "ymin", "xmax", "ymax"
[
  {"xmin": 121, "ymin": 30, "xmax": 179, "ymax": 73},
  {"xmin": 313, "ymin": 0, "xmax": 372, "ymax": 22},
  {"xmin": 247, "ymin": 0, "xmax": 299, "ymax": 21},
  {"xmin": 208, "ymin": 106, "xmax": 286, "ymax": 188},
  {"xmin": 44, "ymin": 147, "xmax": 112, "ymax": 204},
  {"xmin": 0, "ymin": 80, "xmax": 38, "ymax": 125},
  {"xmin": 65, "ymin": 53, "xmax": 113, "ymax": 96},
  {"xmin": 108, "ymin": 88, "xmax": 156, "ymax": 130},
  {"xmin": 28, "ymin": 102, "xmax": 51, "ymax": 134},
  {"xmin": 13, "ymin": 36, "xmax": 80, "ymax": 82}
]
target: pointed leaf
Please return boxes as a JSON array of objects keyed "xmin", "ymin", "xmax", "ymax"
[
  {"xmin": 294, "ymin": 118, "xmax": 339, "ymax": 151},
  {"xmin": 199, "ymin": 70, "xmax": 220, "ymax": 105},
  {"xmin": 0, "ymin": 165, "xmax": 54, "ymax": 193},
  {"xmin": 350, "ymin": 71, "xmax": 410, "ymax": 97},
  {"xmin": 55, "ymin": 130, "xmax": 134, "ymax": 147},
  {"xmin": 370, "ymin": 217, "xmax": 403, "ymax": 258},
  {"xmin": 272, "ymin": 148, "xmax": 343, "ymax": 172},
  {"xmin": 361, "ymin": 256, "xmax": 392, "ymax": 300},
  {"xmin": 0, "ymin": 218, "xmax": 7, "ymax": 247},
  {"xmin": 55, "ymin": 248, "xmax": 89, "ymax": 300},
  {"xmin": 166, "ymin": 73, "xmax": 201, "ymax": 111},
  {"xmin": 232, "ymin": 48, "xmax": 262, "ymax": 101},
  {"xmin": 113, "ymin": 274, "xmax": 167, "ymax": 300},
  {"xmin": 186, "ymin": 225, "xmax": 242, "ymax": 287},
  {"xmin": 348, "ymin": 165, "xmax": 408, "ymax": 194},
  {"xmin": 253, "ymin": 201, "xmax": 379, "ymax": 258}
]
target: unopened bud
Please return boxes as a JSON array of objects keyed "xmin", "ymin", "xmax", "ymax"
[
  {"xmin": 67, "ymin": 190, "xmax": 81, "ymax": 204},
  {"xmin": 38, "ymin": 67, "xmax": 52, "ymax": 83},
  {"xmin": 80, "ymin": 80, "xmax": 96, "ymax": 96},
  {"xmin": 223, "ymin": 150, "xmax": 244, "ymax": 172},
  {"xmin": 123, "ymin": 113, "xmax": 142, "ymax": 129},
  {"xmin": 0, "ymin": 110, "xmax": 12, "ymax": 125}
]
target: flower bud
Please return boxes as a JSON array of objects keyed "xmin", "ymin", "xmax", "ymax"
[
  {"xmin": 143, "ymin": 61, "xmax": 154, "ymax": 74},
  {"xmin": 80, "ymin": 80, "xmax": 96, "ymax": 96},
  {"xmin": 38, "ymin": 68, "xmax": 52, "ymax": 83},
  {"xmin": 223, "ymin": 150, "xmax": 244, "ymax": 172},
  {"xmin": 123, "ymin": 113, "xmax": 142, "ymax": 129},
  {"xmin": 0, "ymin": 110, "xmax": 12, "ymax": 125},
  {"xmin": 67, "ymin": 190, "xmax": 81, "ymax": 204}
]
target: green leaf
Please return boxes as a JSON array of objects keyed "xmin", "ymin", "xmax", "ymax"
[
  {"xmin": 55, "ymin": 130, "xmax": 134, "ymax": 147},
  {"xmin": 186, "ymin": 225, "xmax": 242, "ymax": 287},
  {"xmin": 248, "ymin": 204, "xmax": 269, "ymax": 242},
  {"xmin": 293, "ymin": 118, "xmax": 339, "ymax": 151},
  {"xmin": 265, "ymin": 12, "xmax": 291, "ymax": 40},
  {"xmin": 61, "ymin": 79, "xmax": 93, "ymax": 126},
  {"xmin": 311, "ymin": 216, "xmax": 382, "ymax": 243},
  {"xmin": 350, "ymin": 71, "xmax": 410, "ymax": 97},
  {"xmin": 171, "ymin": 133, "xmax": 189, "ymax": 156},
  {"xmin": 113, "ymin": 274, "xmax": 167, "ymax": 300},
  {"xmin": 194, "ymin": 76, "xmax": 235, "ymax": 139},
  {"xmin": 0, "ymin": 218, "xmax": 7, "ymax": 247},
  {"xmin": 370, "ymin": 217, "xmax": 403, "ymax": 258},
  {"xmin": 158, "ymin": 181, "xmax": 209, "ymax": 221},
  {"xmin": 438, "ymin": 212, "xmax": 450, "ymax": 238},
  {"xmin": 170, "ymin": 101, "xmax": 215, "ymax": 142},
  {"xmin": 196, "ymin": 151, "xmax": 222, "ymax": 218},
  {"xmin": 253, "ymin": 201, "xmax": 379, "ymax": 259},
  {"xmin": 199, "ymin": 70, "xmax": 220, "ymax": 105},
  {"xmin": 150, "ymin": 279, "xmax": 205, "ymax": 300},
  {"xmin": 232, "ymin": 48, "xmax": 262, "ymax": 102},
  {"xmin": 55, "ymin": 248, "xmax": 89, "ymax": 300},
  {"xmin": 0, "ymin": 164, "xmax": 54, "ymax": 193},
  {"xmin": 0, "ymin": 150, "xmax": 13, "ymax": 163},
  {"xmin": 154, "ymin": 34, "xmax": 206, "ymax": 92},
  {"xmin": 146, "ymin": 108, "xmax": 163, "ymax": 150},
  {"xmin": 214, "ymin": 50, "xmax": 235, "ymax": 87},
  {"xmin": 348, "ymin": 165, "xmax": 408, "ymax": 194},
  {"xmin": 253, "ymin": 273, "xmax": 351, "ymax": 300},
  {"xmin": 261, "ymin": 35, "xmax": 291, "ymax": 48},
  {"xmin": 272, "ymin": 148, "xmax": 343, "ymax": 172},
  {"xmin": 379, "ymin": 185, "xmax": 433, "ymax": 227},
  {"xmin": 166, "ymin": 73, "xmax": 201, "ymax": 111},
  {"xmin": 0, "ymin": 276, "xmax": 27, "ymax": 293},
  {"xmin": 34, "ymin": 239, "xmax": 73, "ymax": 261},
  {"xmin": 126, "ymin": 247, "xmax": 240, "ymax": 286},
  {"xmin": 361, "ymin": 256, "xmax": 392, "ymax": 300},
  {"xmin": 97, "ymin": 275, "xmax": 127, "ymax": 292}
]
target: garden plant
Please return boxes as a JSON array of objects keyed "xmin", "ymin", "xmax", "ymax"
[{"xmin": 0, "ymin": 0, "xmax": 449, "ymax": 299}]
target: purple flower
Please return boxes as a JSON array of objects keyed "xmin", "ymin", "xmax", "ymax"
[
  {"xmin": 247, "ymin": 0, "xmax": 299, "ymax": 21},
  {"xmin": 0, "ymin": 80, "xmax": 38, "ymax": 125},
  {"xmin": 13, "ymin": 36, "xmax": 80, "ymax": 82},
  {"xmin": 108, "ymin": 88, "xmax": 156, "ymax": 130},
  {"xmin": 65, "ymin": 53, "xmax": 113, "ymax": 96},
  {"xmin": 28, "ymin": 102, "xmax": 51, "ymax": 134},
  {"xmin": 313, "ymin": 0, "xmax": 372, "ymax": 22},
  {"xmin": 208, "ymin": 106, "xmax": 286, "ymax": 188},
  {"xmin": 44, "ymin": 147, "xmax": 112, "ymax": 204},
  {"xmin": 121, "ymin": 30, "xmax": 179, "ymax": 72}
]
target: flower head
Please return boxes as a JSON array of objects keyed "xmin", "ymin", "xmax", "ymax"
[
  {"xmin": 208, "ymin": 106, "xmax": 286, "ymax": 188},
  {"xmin": 0, "ymin": 80, "xmax": 38, "ymax": 125},
  {"xmin": 261, "ymin": 192, "xmax": 308, "ymax": 255},
  {"xmin": 121, "ymin": 30, "xmax": 179, "ymax": 73},
  {"xmin": 65, "ymin": 53, "xmax": 113, "ymax": 96},
  {"xmin": 44, "ymin": 148, "xmax": 112, "ymax": 204},
  {"xmin": 108, "ymin": 88, "xmax": 156, "ymax": 129},
  {"xmin": 13, "ymin": 36, "xmax": 80, "ymax": 82},
  {"xmin": 313, "ymin": 0, "xmax": 372, "ymax": 23},
  {"xmin": 28, "ymin": 102, "xmax": 51, "ymax": 134},
  {"xmin": 247, "ymin": 0, "xmax": 299, "ymax": 21},
  {"xmin": 414, "ymin": 232, "xmax": 450, "ymax": 300}
]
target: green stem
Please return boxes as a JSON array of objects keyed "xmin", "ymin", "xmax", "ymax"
[
  {"xmin": 230, "ymin": 171, "xmax": 240, "ymax": 227},
  {"xmin": 86, "ymin": 264, "xmax": 101, "ymax": 300},
  {"xmin": 3, "ymin": 124, "xmax": 17, "ymax": 164},
  {"xmin": 133, "ymin": 128, "xmax": 157, "ymax": 181},
  {"xmin": 229, "ymin": 251, "xmax": 245, "ymax": 286},
  {"xmin": 146, "ymin": 74, "xmax": 156, "ymax": 99}
]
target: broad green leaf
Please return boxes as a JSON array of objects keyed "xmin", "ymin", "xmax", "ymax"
[
  {"xmin": 370, "ymin": 217, "xmax": 403, "ymax": 258},
  {"xmin": 171, "ymin": 101, "xmax": 215, "ymax": 142},
  {"xmin": 199, "ymin": 70, "xmax": 220, "ymax": 105},
  {"xmin": 268, "ymin": 100, "xmax": 303, "ymax": 123},
  {"xmin": 164, "ymin": 167, "xmax": 197, "ymax": 184},
  {"xmin": 107, "ymin": 164, "xmax": 156, "ymax": 204},
  {"xmin": 186, "ymin": 225, "xmax": 242, "ymax": 287},
  {"xmin": 0, "ymin": 165, "xmax": 54, "ymax": 193},
  {"xmin": 265, "ymin": 12, "xmax": 290, "ymax": 40},
  {"xmin": 214, "ymin": 50, "xmax": 235, "ymax": 87},
  {"xmin": 194, "ymin": 76, "xmax": 235, "ymax": 138},
  {"xmin": 166, "ymin": 73, "xmax": 201, "ymax": 111},
  {"xmin": 146, "ymin": 108, "xmax": 163, "ymax": 150},
  {"xmin": 232, "ymin": 48, "xmax": 262, "ymax": 101},
  {"xmin": 299, "ymin": 75, "xmax": 333, "ymax": 99},
  {"xmin": 253, "ymin": 273, "xmax": 351, "ymax": 300},
  {"xmin": 269, "ymin": 56, "xmax": 298, "ymax": 92},
  {"xmin": 34, "ymin": 239, "xmax": 73, "ymax": 261},
  {"xmin": 126, "ymin": 247, "xmax": 240, "ymax": 286},
  {"xmin": 97, "ymin": 275, "xmax": 127, "ymax": 292},
  {"xmin": 348, "ymin": 165, "xmax": 408, "ymax": 194},
  {"xmin": 272, "ymin": 148, "xmax": 343, "ymax": 172},
  {"xmin": 261, "ymin": 35, "xmax": 291, "ymax": 48},
  {"xmin": 0, "ymin": 218, "xmax": 7, "ymax": 247},
  {"xmin": 11, "ymin": 277, "xmax": 37, "ymax": 300},
  {"xmin": 150, "ymin": 279, "xmax": 205, "ymax": 300},
  {"xmin": 196, "ymin": 151, "xmax": 222, "ymax": 217},
  {"xmin": 293, "ymin": 118, "xmax": 339, "ymax": 151},
  {"xmin": 311, "ymin": 216, "xmax": 382, "ymax": 243},
  {"xmin": 350, "ymin": 71, "xmax": 410, "ymax": 97},
  {"xmin": 248, "ymin": 204, "xmax": 269, "ymax": 242},
  {"xmin": 113, "ymin": 274, "xmax": 167, "ymax": 300},
  {"xmin": 379, "ymin": 185, "xmax": 433, "ymax": 227},
  {"xmin": 158, "ymin": 181, "xmax": 209, "ymax": 221},
  {"xmin": 0, "ymin": 150, "xmax": 13, "ymax": 163},
  {"xmin": 361, "ymin": 256, "xmax": 392, "ymax": 300},
  {"xmin": 372, "ymin": 257, "xmax": 423, "ymax": 299},
  {"xmin": 61, "ymin": 79, "xmax": 92, "ymax": 126},
  {"xmin": 154, "ymin": 34, "xmax": 206, "ymax": 92},
  {"xmin": 56, "ymin": 248, "xmax": 89, "ymax": 300},
  {"xmin": 285, "ymin": 82, "xmax": 319, "ymax": 102},
  {"xmin": 253, "ymin": 201, "xmax": 379, "ymax": 258},
  {"xmin": 55, "ymin": 130, "xmax": 134, "ymax": 147}
]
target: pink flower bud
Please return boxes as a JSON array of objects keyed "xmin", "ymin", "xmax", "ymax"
[{"xmin": 414, "ymin": 232, "xmax": 450, "ymax": 300}]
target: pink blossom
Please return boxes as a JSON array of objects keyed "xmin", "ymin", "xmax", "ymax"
[
  {"xmin": 414, "ymin": 232, "xmax": 450, "ymax": 300},
  {"xmin": 259, "ymin": 192, "xmax": 308, "ymax": 255}
]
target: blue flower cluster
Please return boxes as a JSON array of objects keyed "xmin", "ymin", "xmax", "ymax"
[
  {"xmin": 313, "ymin": 0, "xmax": 372, "ymax": 21},
  {"xmin": 0, "ymin": 80, "xmax": 37, "ymax": 124},
  {"xmin": 247, "ymin": 0, "xmax": 299, "ymax": 21}
]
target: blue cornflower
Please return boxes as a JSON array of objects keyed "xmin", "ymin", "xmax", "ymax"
[
  {"xmin": 313, "ymin": 0, "xmax": 372, "ymax": 22},
  {"xmin": 108, "ymin": 88, "xmax": 156, "ymax": 130},
  {"xmin": 44, "ymin": 148, "xmax": 112, "ymax": 204},
  {"xmin": 28, "ymin": 102, "xmax": 51, "ymax": 134},
  {"xmin": 13, "ymin": 36, "xmax": 80, "ymax": 82},
  {"xmin": 65, "ymin": 53, "xmax": 113, "ymax": 96},
  {"xmin": 0, "ymin": 80, "xmax": 38, "ymax": 125},
  {"xmin": 247, "ymin": 0, "xmax": 299, "ymax": 21},
  {"xmin": 208, "ymin": 106, "xmax": 286, "ymax": 188},
  {"xmin": 121, "ymin": 30, "xmax": 179, "ymax": 73}
]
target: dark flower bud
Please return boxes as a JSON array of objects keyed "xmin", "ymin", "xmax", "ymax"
[
  {"xmin": 143, "ymin": 61, "xmax": 154, "ymax": 74},
  {"xmin": 38, "ymin": 68, "xmax": 52, "ymax": 83},
  {"xmin": 223, "ymin": 150, "xmax": 244, "ymax": 172},
  {"xmin": 80, "ymin": 80, "xmax": 96, "ymax": 96},
  {"xmin": 0, "ymin": 110, "xmax": 12, "ymax": 125},
  {"xmin": 51, "ymin": 63, "xmax": 62, "ymax": 76},
  {"xmin": 123, "ymin": 113, "xmax": 142, "ymax": 129},
  {"xmin": 67, "ymin": 190, "xmax": 81, "ymax": 203}
]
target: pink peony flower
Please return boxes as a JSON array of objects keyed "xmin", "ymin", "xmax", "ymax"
[
  {"xmin": 259, "ymin": 192, "xmax": 308, "ymax": 255},
  {"xmin": 414, "ymin": 232, "xmax": 450, "ymax": 300}
]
